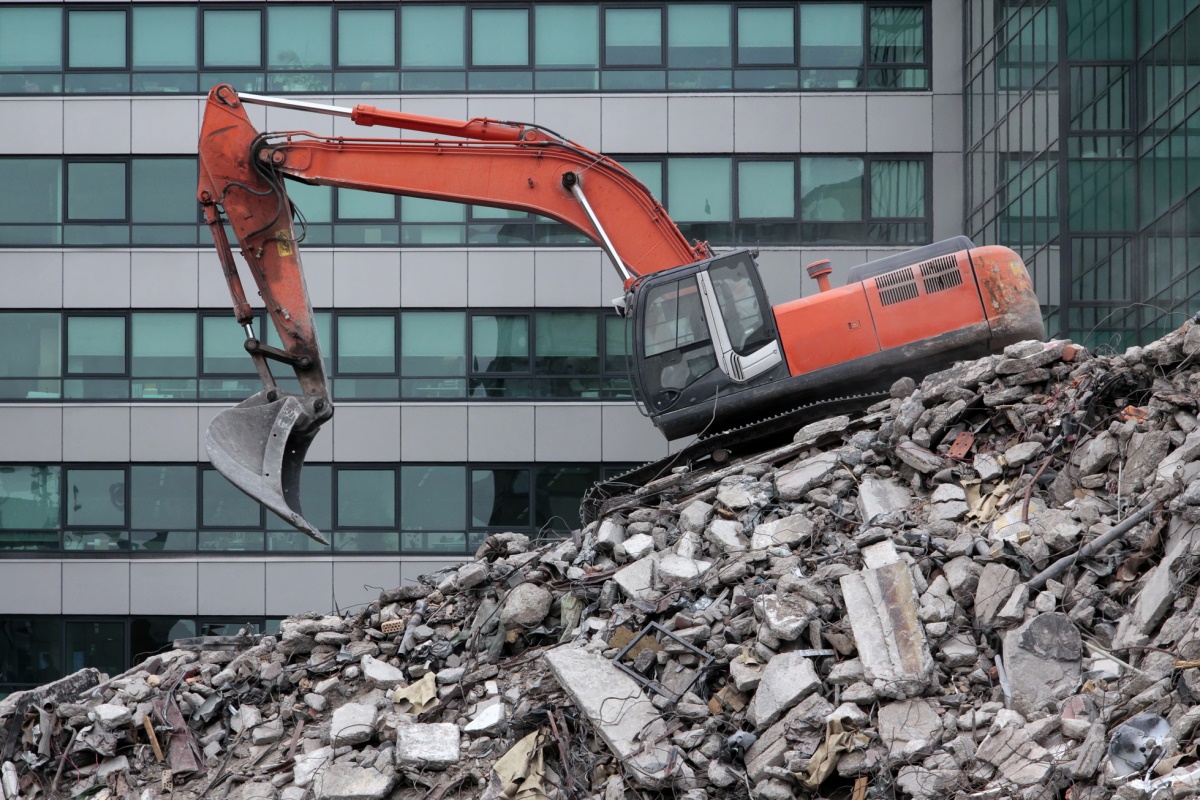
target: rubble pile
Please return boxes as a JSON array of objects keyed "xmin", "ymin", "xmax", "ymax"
[{"xmin": 4, "ymin": 320, "xmax": 1200, "ymax": 800}]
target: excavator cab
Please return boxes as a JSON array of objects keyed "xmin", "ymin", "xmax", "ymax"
[{"xmin": 631, "ymin": 250, "xmax": 786, "ymax": 431}]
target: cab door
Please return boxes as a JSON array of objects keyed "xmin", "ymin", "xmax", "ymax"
[{"xmin": 695, "ymin": 253, "xmax": 782, "ymax": 382}]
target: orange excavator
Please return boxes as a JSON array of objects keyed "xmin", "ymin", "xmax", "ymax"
[{"xmin": 197, "ymin": 84, "xmax": 1043, "ymax": 543}]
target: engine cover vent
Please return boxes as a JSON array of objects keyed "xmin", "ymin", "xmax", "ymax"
[
  {"xmin": 876, "ymin": 267, "xmax": 919, "ymax": 306},
  {"xmin": 919, "ymin": 255, "xmax": 963, "ymax": 294}
]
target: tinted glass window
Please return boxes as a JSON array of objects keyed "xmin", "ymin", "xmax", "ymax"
[
  {"xmin": 471, "ymin": 468, "xmax": 530, "ymax": 527},
  {"xmin": 472, "ymin": 315, "xmax": 529, "ymax": 372},
  {"xmin": 69, "ymin": 10, "xmax": 126, "ymax": 68},
  {"xmin": 801, "ymin": 157, "xmax": 864, "ymax": 221},
  {"xmin": 67, "ymin": 163, "xmax": 125, "ymax": 221},
  {"xmin": 202, "ymin": 316, "xmax": 256, "ymax": 374},
  {"xmin": 0, "ymin": 313, "xmax": 60, "ymax": 378},
  {"xmin": 202, "ymin": 469, "xmax": 260, "ymax": 527},
  {"xmin": 0, "ymin": 160, "xmax": 62, "ymax": 225},
  {"xmin": 871, "ymin": 159, "xmax": 925, "ymax": 218},
  {"xmin": 337, "ymin": 469, "xmax": 395, "ymax": 528},
  {"xmin": 535, "ymin": 312, "xmax": 598, "ymax": 373},
  {"xmin": 65, "ymin": 621, "xmax": 124, "ymax": 676},
  {"xmin": 131, "ymin": 466, "xmax": 196, "ymax": 530},
  {"xmin": 668, "ymin": 4, "xmax": 731, "ymax": 68},
  {"xmin": 668, "ymin": 158, "xmax": 732, "ymax": 221},
  {"xmin": 0, "ymin": 619, "xmax": 62, "ymax": 686},
  {"xmin": 606, "ymin": 8, "xmax": 662, "ymax": 65},
  {"xmin": 0, "ymin": 466, "xmax": 60, "ymax": 530},
  {"xmin": 401, "ymin": 312, "xmax": 465, "ymax": 376},
  {"xmin": 738, "ymin": 7, "xmax": 794, "ymax": 65},
  {"xmin": 401, "ymin": 466, "xmax": 465, "ymax": 530},
  {"xmin": 536, "ymin": 5, "xmax": 599, "ymax": 67},
  {"xmin": 870, "ymin": 7, "xmax": 924, "ymax": 64},
  {"xmin": 739, "ymin": 161, "xmax": 796, "ymax": 218},
  {"xmin": 133, "ymin": 7, "xmax": 197, "ymax": 69},
  {"xmin": 472, "ymin": 9, "xmax": 529, "ymax": 66},
  {"xmin": 801, "ymin": 4, "xmax": 864, "ymax": 67},
  {"xmin": 66, "ymin": 469, "xmax": 125, "ymax": 528},
  {"xmin": 338, "ymin": 9, "xmax": 395, "ymax": 67},
  {"xmin": 132, "ymin": 313, "xmax": 196, "ymax": 377},
  {"xmin": 67, "ymin": 317, "xmax": 125, "ymax": 374},
  {"xmin": 268, "ymin": 7, "xmax": 331, "ymax": 70},
  {"xmin": 535, "ymin": 466, "xmax": 597, "ymax": 531},
  {"xmin": 132, "ymin": 159, "xmax": 197, "ymax": 223},
  {"xmin": 338, "ymin": 189, "xmax": 395, "ymax": 220},
  {"xmin": 709, "ymin": 255, "xmax": 771, "ymax": 353},
  {"xmin": 337, "ymin": 316, "xmax": 395, "ymax": 373},
  {"xmin": 204, "ymin": 10, "xmax": 262, "ymax": 68},
  {"xmin": 625, "ymin": 161, "xmax": 663, "ymax": 201},
  {"xmin": 0, "ymin": 8, "xmax": 62, "ymax": 70},
  {"xmin": 266, "ymin": 465, "xmax": 331, "ymax": 534},
  {"xmin": 402, "ymin": 6, "xmax": 464, "ymax": 68}
]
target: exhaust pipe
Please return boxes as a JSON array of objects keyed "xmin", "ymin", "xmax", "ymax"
[{"xmin": 206, "ymin": 391, "xmax": 329, "ymax": 545}]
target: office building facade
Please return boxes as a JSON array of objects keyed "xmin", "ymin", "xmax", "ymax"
[{"xmin": 4, "ymin": 0, "xmax": 1193, "ymax": 695}]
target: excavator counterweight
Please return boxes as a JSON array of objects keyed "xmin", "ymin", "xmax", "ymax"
[{"xmin": 197, "ymin": 85, "xmax": 1044, "ymax": 543}]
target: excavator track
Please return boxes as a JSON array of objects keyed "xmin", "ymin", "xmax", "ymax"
[{"xmin": 581, "ymin": 391, "xmax": 889, "ymax": 524}]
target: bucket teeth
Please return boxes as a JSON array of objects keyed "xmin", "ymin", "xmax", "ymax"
[{"xmin": 205, "ymin": 391, "xmax": 329, "ymax": 545}]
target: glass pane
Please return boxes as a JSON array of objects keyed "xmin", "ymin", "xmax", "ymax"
[
  {"xmin": 67, "ymin": 163, "xmax": 125, "ymax": 222},
  {"xmin": 536, "ymin": 5, "xmax": 599, "ymax": 68},
  {"xmin": 606, "ymin": 8, "xmax": 662, "ymax": 66},
  {"xmin": 800, "ymin": 4, "xmax": 864, "ymax": 66},
  {"xmin": 535, "ymin": 466, "xmax": 598, "ymax": 531},
  {"xmin": 338, "ymin": 9, "xmax": 395, "ymax": 67},
  {"xmin": 132, "ymin": 313, "xmax": 196, "ymax": 377},
  {"xmin": 401, "ymin": 198, "xmax": 464, "ymax": 223},
  {"xmin": 0, "ymin": 8, "xmax": 62, "ymax": 70},
  {"xmin": 0, "ymin": 160, "xmax": 61, "ymax": 224},
  {"xmin": 337, "ymin": 469, "xmax": 395, "ymax": 528},
  {"xmin": 401, "ymin": 312, "xmax": 465, "ymax": 376},
  {"xmin": 133, "ymin": 7, "xmax": 197, "ymax": 69},
  {"xmin": 870, "ymin": 7, "xmax": 924, "ymax": 64},
  {"xmin": 471, "ymin": 468, "xmax": 530, "ymax": 528},
  {"xmin": 132, "ymin": 159, "xmax": 197, "ymax": 224},
  {"xmin": 203, "ymin": 316, "xmax": 258, "ymax": 374},
  {"xmin": 204, "ymin": 10, "xmax": 262, "ymax": 68},
  {"xmin": 473, "ymin": 9, "xmax": 529, "ymax": 66},
  {"xmin": 536, "ymin": 312, "xmax": 599, "ymax": 378},
  {"xmin": 69, "ymin": 11, "xmax": 126, "ymax": 69},
  {"xmin": 871, "ymin": 160, "xmax": 925, "ymax": 218},
  {"xmin": 402, "ymin": 6, "xmax": 464, "ymax": 68},
  {"xmin": 267, "ymin": 465, "xmax": 331, "ymax": 533},
  {"xmin": 668, "ymin": 158, "xmax": 732, "ymax": 221},
  {"xmin": 0, "ymin": 313, "xmax": 60, "ymax": 379},
  {"xmin": 286, "ymin": 181, "xmax": 333, "ymax": 224},
  {"xmin": 0, "ymin": 466, "xmax": 60, "ymax": 530},
  {"xmin": 472, "ymin": 315, "xmax": 529, "ymax": 372},
  {"xmin": 269, "ymin": 7, "xmax": 331, "ymax": 70},
  {"xmin": 338, "ymin": 316, "xmax": 395, "ymax": 373},
  {"xmin": 131, "ymin": 618, "xmax": 196, "ymax": 663},
  {"xmin": 66, "ymin": 469, "xmax": 125, "ymax": 528},
  {"xmin": 0, "ymin": 619, "xmax": 62, "ymax": 686},
  {"xmin": 739, "ymin": 161, "xmax": 795, "ymax": 219},
  {"xmin": 668, "ymin": 4, "xmax": 730, "ymax": 68},
  {"xmin": 131, "ymin": 466, "xmax": 196, "ymax": 530},
  {"xmin": 67, "ymin": 317, "xmax": 125, "ymax": 374},
  {"xmin": 605, "ymin": 315, "xmax": 630, "ymax": 373},
  {"xmin": 801, "ymin": 157, "xmax": 864, "ymax": 221},
  {"xmin": 738, "ymin": 7, "xmax": 794, "ymax": 65},
  {"xmin": 65, "ymin": 621, "xmax": 124, "ymax": 676},
  {"xmin": 625, "ymin": 161, "xmax": 663, "ymax": 201},
  {"xmin": 401, "ymin": 466, "xmax": 465, "ymax": 530},
  {"xmin": 338, "ymin": 189, "xmax": 396, "ymax": 220},
  {"xmin": 202, "ymin": 470, "xmax": 259, "ymax": 527}
]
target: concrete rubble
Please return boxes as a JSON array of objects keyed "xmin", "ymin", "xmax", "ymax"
[{"xmin": 4, "ymin": 320, "xmax": 1200, "ymax": 799}]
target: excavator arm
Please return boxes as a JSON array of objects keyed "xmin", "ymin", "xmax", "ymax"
[{"xmin": 197, "ymin": 84, "xmax": 707, "ymax": 542}]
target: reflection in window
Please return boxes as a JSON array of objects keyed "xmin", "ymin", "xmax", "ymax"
[
  {"xmin": 668, "ymin": 4, "xmax": 730, "ymax": 68},
  {"xmin": 606, "ymin": 8, "xmax": 662, "ymax": 65},
  {"xmin": 0, "ymin": 619, "xmax": 62, "ymax": 688},
  {"xmin": 337, "ymin": 469, "xmax": 395, "ymax": 528},
  {"xmin": 536, "ymin": 466, "xmax": 598, "ymax": 531},
  {"xmin": 65, "ymin": 621, "xmax": 124, "ymax": 676},
  {"xmin": 0, "ymin": 7, "xmax": 61, "ymax": 70},
  {"xmin": 668, "ymin": 158, "xmax": 733, "ymax": 234},
  {"xmin": 401, "ymin": 312, "xmax": 465, "ymax": 396},
  {"xmin": 0, "ymin": 466, "xmax": 60, "ymax": 530},
  {"xmin": 801, "ymin": 157, "xmax": 864, "ymax": 221},
  {"xmin": 338, "ymin": 9, "xmax": 395, "ymax": 67},
  {"xmin": 202, "ymin": 469, "xmax": 260, "ymax": 528},
  {"xmin": 69, "ymin": 10, "xmax": 126, "ymax": 69},
  {"xmin": 268, "ymin": 7, "xmax": 331, "ymax": 70},
  {"xmin": 67, "ymin": 317, "xmax": 125, "ymax": 374},
  {"xmin": 738, "ymin": 7, "xmax": 794, "ymax": 65},
  {"xmin": 871, "ymin": 160, "xmax": 925, "ymax": 218},
  {"xmin": 66, "ymin": 469, "xmax": 125, "ymax": 528},
  {"xmin": 870, "ymin": 8, "xmax": 924, "ymax": 65},
  {"xmin": 536, "ymin": 312, "xmax": 599, "ymax": 397},
  {"xmin": 471, "ymin": 315, "xmax": 530, "ymax": 398},
  {"xmin": 472, "ymin": 468, "xmax": 531, "ymax": 528},
  {"xmin": 0, "ymin": 314, "xmax": 61, "ymax": 399},
  {"xmin": 800, "ymin": 4, "xmax": 863, "ymax": 88},
  {"xmin": 133, "ymin": 7, "xmax": 197, "ymax": 69},
  {"xmin": 203, "ymin": 10, "xmax": 262, "ymax": 68},
  {"xmin": 131, "ymin": 466, "xmax": 196, "ymax": 531}
]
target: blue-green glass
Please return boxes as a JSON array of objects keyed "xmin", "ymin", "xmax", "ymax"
[
  {"xmin": 606, "ymin": 8, "xmax": 662, "ymax": 66},
  {"xmin": 401, "ymin": 312, "xmax": 465, "ymax": 376},
  {"xmin": 869, "ymin": 7, "xmax": 924, "ymax": 64},
  {"xmin": 668, "ymin": 5, "xmax": 730, "ymax": 68},
  {"xmin": 267, "ymin": 465, "xmax": 331, "ymax": 534},
  {"xmin": 625, "ymin": 161, "xmax": 663, "ymax": 201},
  {"xmin": 202, "ymin": 469, "xmax": 260, "ymax": 528},
  {"xmin": 69, "ymin": 11, "xmax": 126, "ymax": 68},
  {"xmin": 1067, "ymin": 0, "xmax": 1133, "ymax": 60},
  {"xmin": 536, "ymin": 5, "xmax": 598, "ymax": 67},
  {"xmin": 870, "ymin": 160, "xmax": 924, "ymax": 218},
  {"xmin": 285, "ymin": 181, "xmax": 333, "ymax": 224},
  {"xmin": 337, "ymin": 316, "xmax": 395, "ymax": 373},
  {"xmin": 0, "ymin": 313, "xmax": 60, "ymax": 388},
  {"xmin": 338, "ymin": 9, "xmax": 395, "ymax": 67},
  {"xmin": 739, "ymin": 162, "xmax": 795, "ymax": 219},
  {"xmin": 338, "ymin": 189, "xmax": 395, "ymax": 220},
  {"xmin": 0, "ymin": 465, "xmax": 60, "ymax": 529},
  {"xmin": 800, "ymin": 4, "xmax": 863, "ymax": 67},
  {"xmin": 131, "ymin": 466, "xmax": 196, "ymax": 530},
  {"xmin": 204, "ymin": 10, "xmax": 262, "ymax": 68},
  {"xmin": 269, "ymin": 7, "xmax": 331, "ymax": 69},
  {"xmin": 66, "ymin": 469, "xmax": 125, "ymax": 527},
  {"xmin": 801, "ymin": 157, "xmax": 864, "ymax": 221},
  {"xmin": 131, "ymin": 313, "xmax": 196, "ymax": 377},
  {"xmin": 132, "ymin": 159, "xmax": 196, "ymax": 224},
  {"xmin": 402, "ymin": 6, "xmax": 464, "ymax": 68},
  {"xmin": 1068, "ymin": 159, "xmax": 1135, "ymax": 231},
  {"xmin": 67, "ymin": 163, "xmax": 125, "ymax": 221},
  {"xmin": 401, "ymin": 466, "xmax": 465, "ymax": 530},
  {"xmin": 67, "ymin": 317, "xmax": 125, "ymax": 374},
  {"xmin": 668, "ymin": 158, "xmax": 732, "ymax": 221},
  {"xmin": 0, "ymin": 8, "xmax": 62, "ymax": 70},
  {"xmin": 133, "ymin": 7, "xmax": 197, "ymax": 69},
  {"xmin": 337, "ymin": 469, "xmax": 395, "ymax": 528},
  {"xmin": 738, "ymin": 7, "xmax": 794, "ymax": 65},
  {"xmin": 0, "ymin": 160, "xmax": 61, "ymax": 224},
  {"xmin": 401, "ymin": 197, "xmax": 464, "ymax": 223},
  {"xmin": 203, "ymin": 315, "xmax": 261, "ymax": 374},
  {"xmin": 472, "ymin": 9, "xmax": 529, "ymax": 66}
]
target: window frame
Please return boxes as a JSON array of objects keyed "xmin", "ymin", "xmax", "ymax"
[
  {"xmin": 65, "ymin": 6, "xmax": 130, "ymax": 72},
  {"xmin": 734, "ymin": 4, "xmax": 799, "ymax": 68},
  {"xmin": 334, "ymin": 5, "xmax": 399, "ymax": 70},
  {"xmin": 601, "ymin": 3, "xmax": 667, "ymax": 69}
]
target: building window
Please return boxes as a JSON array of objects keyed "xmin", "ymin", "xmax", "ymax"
[
  {"xmin": 800, "ymin": 155, "xmax": 930, "ymax": 245},
  {"xmin": 535, "ymin": 5, "xmax": 599, "ymax": 90},
  {"xmin": 65, "ymin": 315, "xmax": 127, "ymax": 400},
  {"xmin": 401, "ymin": 312, "xmax": 466, "ymax": 399},
  {"xmin": 203, "ymin": 9, "xmax": 262, "ymax": 69},
  {"xmin": 0, "ymin": 314, "xmax": 61, "ymax": 400}
]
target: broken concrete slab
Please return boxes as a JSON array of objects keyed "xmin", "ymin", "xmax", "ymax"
[
  {"xmin": 313, "ymin": 763, "xmax": 397, "ymax": 800},
  {"xmin": 858, "ymin": 477, "xmax": 912, "ymax": 525},
  {"xmin": 1002, "ymin": 613, "xmax": 1082, "ymax": 717},
  {"xmin": 840, "ymin": 561, "xmax": 933, "ymax": 694},
  {"xmin": 750, "ymin": 514, "xmax": 813, "ymax": 550},
  {"xmin": 747, "ymin": 651, "xmax": 820, "ymax": 729},
  {"xmin": 878, "ymin": 698, "xmax": 943, "ymax": 761},
  {"xmin": 394, "ymin": 723, "xmax": 461, "ymax": 770},
  {"xmin": 330, "ymin": 703, "xmax": 377, "ymax": 747}
]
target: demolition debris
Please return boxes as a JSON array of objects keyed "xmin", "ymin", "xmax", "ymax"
[{"xmin": 4, "ymin": 319, "xmax": 1200, "ymax": 800}]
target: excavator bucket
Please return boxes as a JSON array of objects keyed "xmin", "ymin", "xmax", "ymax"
[{"xmin": 205, "ymin": 391, "xmax": 328, "ymax": 545}]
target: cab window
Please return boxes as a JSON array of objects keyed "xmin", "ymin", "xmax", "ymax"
[
  {"xmin": 709, "ymin": 255, "xmax": 772, "ymax": 356},
  {"xmin": 641, "ymin": 277, "xmax": 717, "ymax": 396}
]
